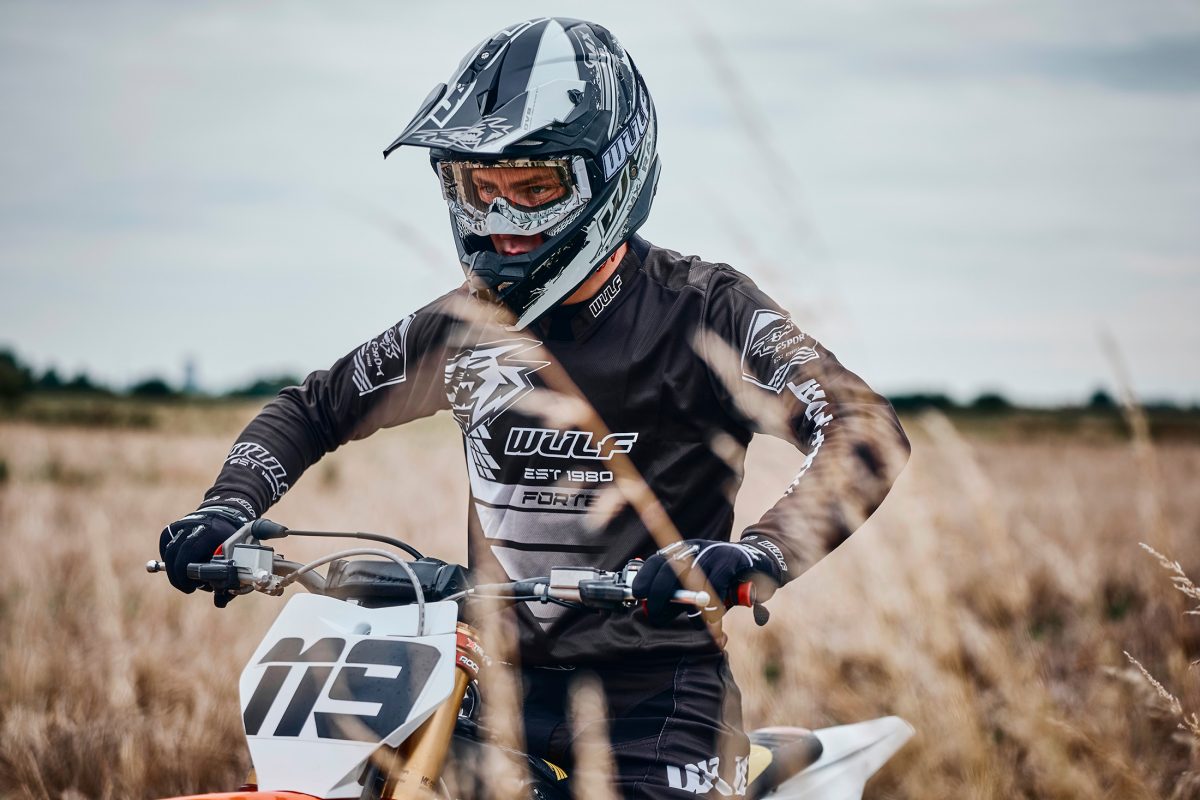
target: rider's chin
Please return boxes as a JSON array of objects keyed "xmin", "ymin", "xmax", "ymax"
[{"xmin": 491, "ymin": 234, "xmax": 543, "ymax": 256}]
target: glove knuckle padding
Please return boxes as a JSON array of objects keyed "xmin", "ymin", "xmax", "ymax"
[
  {"xmin": 647, "ymin": 558, "xmax": 687, "ymax": 620},
  {"xmin": 630, "ymin": 557, "xmax": 660, "ymax": 597},
  {"xmin": 159, "ymin": 508, "xmax": 246, "ymax": 595}
]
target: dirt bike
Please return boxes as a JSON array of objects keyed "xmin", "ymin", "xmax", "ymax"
[{"xmin": 147, "ymin": 519, "xmax": 912, "ymax": 800}]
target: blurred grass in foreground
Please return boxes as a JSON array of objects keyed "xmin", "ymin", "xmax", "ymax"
[{"xmin": 0, "ymin": 405, "xmax": 1198, "ymax": 798}]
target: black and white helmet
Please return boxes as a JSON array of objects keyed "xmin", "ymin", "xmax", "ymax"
[{"xmin": 384, "ymin": 17, "xmax": 661, "ymax": 328}]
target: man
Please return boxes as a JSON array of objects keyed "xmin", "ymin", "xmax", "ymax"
[{"xmin": 159, "ymin": 17, "xmax": 909, "ymax": 798}]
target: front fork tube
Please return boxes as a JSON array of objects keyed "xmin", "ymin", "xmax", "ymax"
[{"xmin": 364, "ymin": 623, "xmax": 485, "ymax": 800}]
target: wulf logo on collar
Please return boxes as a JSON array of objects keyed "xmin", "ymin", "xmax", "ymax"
[
  {"xmin": 587, "ymin": 273, "xmax": 622, "ymax": 317},
  {"xmin": 740, "ymin": 309, "xmax": 819, "ymax": 393}
]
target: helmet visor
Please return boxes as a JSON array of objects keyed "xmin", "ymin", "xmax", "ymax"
[{"xmin": 437, "ymin": 157, "xmax": 592, "ymax": 238}]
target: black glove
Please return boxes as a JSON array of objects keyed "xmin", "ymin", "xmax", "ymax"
[
  {"xmin": 632, "ymin": 539, "xmax": 783, "ymax": 624},
  {"xmin": 158, "ymin": 505, "xmax": 249, "ymax": 600}
]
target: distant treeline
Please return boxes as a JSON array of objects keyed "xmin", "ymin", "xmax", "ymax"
[
  {"xmin": 0, "ymin": 348, "xmax": 300, "ymax": 403},
  {"xmin": 1, "ymin": 347, "xmax": 1194, "ymax": 412},
  {"xmin": 885, "ymin": 390, "xmax": 1196, "ymax": 413}
]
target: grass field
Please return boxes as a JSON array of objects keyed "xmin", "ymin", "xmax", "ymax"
[{"xmin": 1, "ymin": 404, "xmax": 1198, "ymax": 799}]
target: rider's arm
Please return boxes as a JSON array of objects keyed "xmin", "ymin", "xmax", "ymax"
[
  {"xmin": 199, "ymin": 288, "xmax": 464, "ymax": 519},
  {"xmin": 702, "ymin": 270, "xmax": 910, "ymax": 585}
]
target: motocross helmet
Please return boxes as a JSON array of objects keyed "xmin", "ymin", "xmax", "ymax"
[{"xmin": 383, "ymin": 17, "xmax": 661, "ymax": 328}]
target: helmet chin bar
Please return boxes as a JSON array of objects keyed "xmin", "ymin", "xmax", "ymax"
[
  {"xmin": 463, "ymin": 227, "xmax": 595, "ymax": 328},
  {"xmin": 464, "ymin": 247, "xmax": 536, "ymax": 292}
]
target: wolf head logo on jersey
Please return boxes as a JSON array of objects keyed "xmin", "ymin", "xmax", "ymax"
[
  {"xmin": 445, "ymin": 339, "xmax": 550, "ymax": 433},
  {"xmin": 445, "ymin": 339, "xmax": 550, "ymax": 480}
]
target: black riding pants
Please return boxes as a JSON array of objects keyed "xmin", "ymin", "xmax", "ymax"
[{"xmin": 521, "ymin": 654, "xmax": 751, "ymax": 799}]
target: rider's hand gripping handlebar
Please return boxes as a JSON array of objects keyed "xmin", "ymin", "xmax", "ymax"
[{"xmin": 148, "ymin": 520, "xmax": 767, "ymax": 622}]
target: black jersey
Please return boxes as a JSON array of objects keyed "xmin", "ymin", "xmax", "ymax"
[{"xmin": 201, "ymin": 237, "xmax": 909, "ymax": 665}]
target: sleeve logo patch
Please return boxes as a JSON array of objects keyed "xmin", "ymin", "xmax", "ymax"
[
  {"xmin": 352, "ymin": 315, "xmax": 414, "ymax": 396},
  {"xmin": 740, "ymin": 309, "xmax": 819, "ymax": 393},
  {"xmin": 225, "ymin": 442, "xmax": 290, "ymax": 501}
]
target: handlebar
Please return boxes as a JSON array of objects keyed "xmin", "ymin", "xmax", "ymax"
[
  {"xmin": 471, "ymin": 564, "xmax": 712, "ymax": 610},
  {"xmin": 148, "ymin": 520, "xmax": 768, "ymax": 625}
]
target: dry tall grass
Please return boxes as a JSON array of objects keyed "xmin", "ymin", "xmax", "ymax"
[{"xmin": 1, "ymin": 408, "xmax": 1198, "ymax": 799}]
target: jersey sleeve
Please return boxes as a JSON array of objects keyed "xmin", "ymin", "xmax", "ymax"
[
  {"xmin": 199, "ymin": 289, "xmax": 462, "ymax": 519},
  {"xmin": 701, "ymin": 269, "xmax": 910, "ymax": 585}
]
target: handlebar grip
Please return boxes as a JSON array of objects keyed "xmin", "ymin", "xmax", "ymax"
[
  {"xmin": 472, "ymin": 579, "xmax": 546, "ymax": 597},
  {"xmin": 727, "ymin": 581, "xmax": 770, "ymax": 626},
  {"xmin": 186, "ymin": 561, "xmax": 240, "ymax": 590},
  {"xmin": 728, "ymin": 582, "xmax": 756, "ymax": 608}
]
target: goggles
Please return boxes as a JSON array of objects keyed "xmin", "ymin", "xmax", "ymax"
[{"xmin": 436, "ymin": 157, "xmax": 592, "ymax": 238}]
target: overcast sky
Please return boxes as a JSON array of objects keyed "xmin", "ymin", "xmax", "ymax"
[{"xmin": 1, "ymin": 0, "xmax": 1197, "ymax": 403}]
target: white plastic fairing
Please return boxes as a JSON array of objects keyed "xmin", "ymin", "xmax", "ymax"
[
  {"xmin": 238, "ymin": 594, "xmax": 459, "ymax": 798},
  {"xmin": 764, "ymin": 717, "xmax": 914, "ymax": 800}
]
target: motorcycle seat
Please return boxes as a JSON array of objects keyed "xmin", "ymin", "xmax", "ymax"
[{"xmin": 746, "ymin": 727, "xmax": 823, "ymax": 799}]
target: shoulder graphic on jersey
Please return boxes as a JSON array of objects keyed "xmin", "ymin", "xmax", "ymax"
[
  {"xmin": 739, "ymin": 309, "xmax": 819, "ymax": 394},
  {"xmin": 352, "ymin": 315, "xmax": 414, "ymax": 396}
]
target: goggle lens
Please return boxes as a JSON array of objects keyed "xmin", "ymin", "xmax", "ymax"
[{"xmin": 436, "ymin": 157, "xmax": 592, "ymax": 238}]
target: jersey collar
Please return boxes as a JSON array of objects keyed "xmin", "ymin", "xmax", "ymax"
[{"xmin": 539, "ymin": 236, "xmax": 645, "ymax": 341}]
